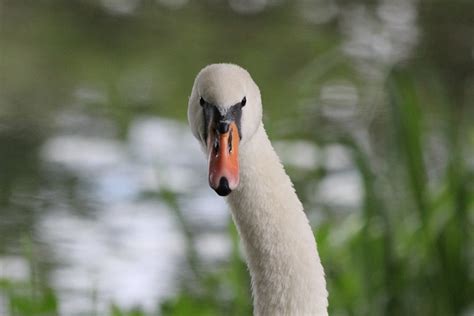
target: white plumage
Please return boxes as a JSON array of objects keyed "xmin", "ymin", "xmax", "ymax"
[{"xmin": 188, "ymin": 63, "xmax": 328, "ymax": 315}]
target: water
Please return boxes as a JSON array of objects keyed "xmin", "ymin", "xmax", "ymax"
[
  {"xmin": 35, "ymin": 112, "xmax": 235, "ymax": 314},
  {"xmin": 1, "ymin": 0, "xmax": 473, "ymax": 315},
  {"xmin": 40, "ymin": 116, "xmax": 181, "ymax": 313}
]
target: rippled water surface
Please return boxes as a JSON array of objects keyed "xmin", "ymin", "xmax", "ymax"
[{"xmin": 1, "ymin": 0, "xmax": 473, "ymax": 315}]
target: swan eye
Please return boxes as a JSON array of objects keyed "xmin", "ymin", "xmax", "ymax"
[
  {"xmin": 241, "ymin": 97, "xmax": 246, "ymax": 107},
  {"xmin": 200, "ymin": 97, "xmax": 205, "ymax": 106}
]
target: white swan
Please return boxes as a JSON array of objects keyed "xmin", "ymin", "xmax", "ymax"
[{"xmin": 188, "ymin": 64, "xmax": 328, "ymax": 315}]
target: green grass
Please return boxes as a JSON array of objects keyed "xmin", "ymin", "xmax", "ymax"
[
  {"xmin": 0, "ymin": 1, "xmax": 472, "ymax": 315},
  {"xmin": 0, "ymin": 279, "xmax": 58, "ymax": 316},
  {"xmin": 317, "ymin": 69, "xmax": 473, "ymax": 316},
  {"xmin": 2, "ymin": 70, "xmax": 472, "ymax": 316}
]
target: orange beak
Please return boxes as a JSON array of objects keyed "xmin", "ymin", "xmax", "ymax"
[{"xmin": 207, "ymin": 121, "xmax": 240, "ymax": 196}]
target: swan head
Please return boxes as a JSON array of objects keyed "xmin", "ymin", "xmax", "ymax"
[{"xmin": 188, "ymin": 63, "xmax": 262, "ymax": 196}]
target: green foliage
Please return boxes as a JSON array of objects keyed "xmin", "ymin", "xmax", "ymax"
[
  {"xmin": 160, "ymin": 221, "xmax": 252, "ymax": 316},
  {"xmin": 0, "ymin": 0, "xmax": 473, "ymax": 315},
  {"xmin": 0, "ymin": 279, "xmax": 58, "ymax": 316},
  {"xmin": 109, "ymin": 305, "xmax": 147, "ymax": 316},
  {"xmin": 316, "ymin": 70, "xmax": 473, "ymax": 316},
  {"xmin": 0, "ymin": 69, "xmax": 472, "ymax": 315}
]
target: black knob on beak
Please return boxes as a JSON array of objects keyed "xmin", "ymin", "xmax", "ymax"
[{"xmin": 217, "ymin": 121, "xmax": 230, "ymax": 134}]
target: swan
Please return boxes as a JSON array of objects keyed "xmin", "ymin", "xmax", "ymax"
[{"xmin": 188, "ymin": 63, "xmax": 328, "ymax": 315}]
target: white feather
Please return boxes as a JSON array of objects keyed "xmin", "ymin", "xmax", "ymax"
[{"xmin": 188, "ymin": 63, "xmax": 328, "ymax": 316}]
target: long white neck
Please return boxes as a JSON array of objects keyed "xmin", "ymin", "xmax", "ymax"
[{"xmin": 227, "ymin": 124, "xmax": 328, "ymax": 316}]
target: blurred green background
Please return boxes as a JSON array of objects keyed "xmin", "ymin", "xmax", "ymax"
[{"xmin": 0, "ymin": 0, "xmax": 473, "ymax": 315}]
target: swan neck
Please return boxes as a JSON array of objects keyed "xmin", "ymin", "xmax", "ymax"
[{"xmin": 227, "ymin": 124, "xmax": 328, "ymax": 315}]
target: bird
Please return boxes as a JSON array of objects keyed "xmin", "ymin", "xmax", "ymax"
[{"xmin": 188, "ymin": 63, "xmax": 328, "ymax": 316}]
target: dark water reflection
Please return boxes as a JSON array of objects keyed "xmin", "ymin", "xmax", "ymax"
[{"xmin": 1, "ymin": 0, "xmax": 473, "ymax": 315}]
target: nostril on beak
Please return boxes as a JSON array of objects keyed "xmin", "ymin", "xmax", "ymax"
[
  {"xmin": 228, "ymin": 128, "xmax": 233, "ymax": 153},
  {"xmin": 214, "ymin": 177, "xmax": 232, "ymax": 196},
  {"xmin": 213, "ymin": 136, "xmax": 219, "ymax": 154}
]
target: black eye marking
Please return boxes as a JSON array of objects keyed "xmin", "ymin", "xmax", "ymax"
[
  {"xmin": 202, "ymin": 99, "xmax": 245, "ymax": 146},
  {"xmin": 226, "ymin": 103, "xmax": 243, "ymax": 140},
  {"xmin": 202, "ymin": 103, "xmax": 219, "ymax": 146}
]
